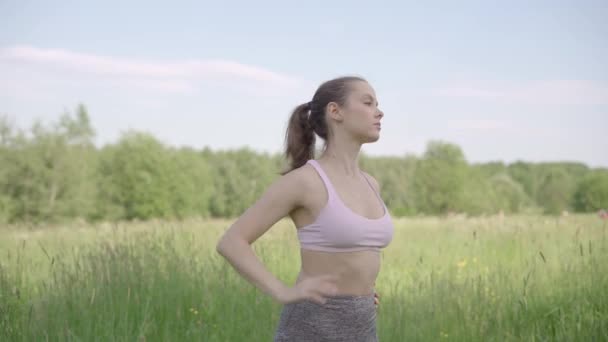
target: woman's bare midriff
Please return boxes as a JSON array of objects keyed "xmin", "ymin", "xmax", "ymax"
[{"xmin": 295, "ymin": 248, "xmax": 381, "ymax": 296}]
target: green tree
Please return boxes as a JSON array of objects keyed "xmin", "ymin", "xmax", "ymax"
[
  {"xmin": 488, "ymin": 172, "xmax": 531, "ymax": 213},
  {"xmin": 572, "ymin": 170, "xmax": 608, "ymax": 212},
  {"xmin": 168, "ymin": 146, "xmax": 214, "ymax": 219},
  {"xmin": 536, "ymin": 167, "xmax": 577, "ymax": 215},
  {"xmin": 412, "ymin": 141, "xmax": 468, "ymax": 215},
  {"xmin": 96, "ymin": 132, "xmax": 176, "ymax": 220},
  {"xmin": 0, "ymin": 105, "xmax": 96, "ymax": 223},
  {"xmin": 456, "ymin": 167, "xmax": 499, "ymax": 215}
]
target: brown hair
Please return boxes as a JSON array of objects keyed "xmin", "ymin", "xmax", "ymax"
[{"xmin": 280, "ymin": 76, "xmax": 367, "ymax": 175}]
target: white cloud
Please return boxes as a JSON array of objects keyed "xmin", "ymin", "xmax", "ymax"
[
  {"xmin": 0, "ymin": 45, "xmax": 303, "ymax": 94},
  {"xmin": 513, "ymin": 80, "xmax": 608, "ymax": 105},
  {"xmin": 433, "ymin": 80, "xmax": 608, "ymax": 105},
  {"xmin": 0, "ymin": 45, "xmax": 310, "ymax": 151}
]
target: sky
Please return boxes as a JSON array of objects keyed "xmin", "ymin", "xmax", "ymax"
[{"xmin": 1, "ymin": 0, "xmax": 607, "ymax": 167}]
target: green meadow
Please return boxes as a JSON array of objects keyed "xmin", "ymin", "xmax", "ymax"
[{"xmin": 1, "ymin": 214, "xmax": 607, "ymax": 341}]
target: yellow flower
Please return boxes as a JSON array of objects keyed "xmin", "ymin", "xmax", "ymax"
[{"xmin": 457, "ymin": 259, "xmax": 467, "ymax": 268}]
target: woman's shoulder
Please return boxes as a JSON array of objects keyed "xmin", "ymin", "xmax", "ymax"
[{"xmin": 281, "ymin": 161, "xmax": 318, "ymax": 189}]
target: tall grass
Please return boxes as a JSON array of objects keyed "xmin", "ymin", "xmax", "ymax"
[{"xmin": 1, "ymin": 215, "xmax": 607, "ymax": 341}]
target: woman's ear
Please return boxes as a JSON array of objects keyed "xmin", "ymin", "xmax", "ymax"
[{"xmin": 327, "ymin": 102, "xmax": 343, "ymax": 122}]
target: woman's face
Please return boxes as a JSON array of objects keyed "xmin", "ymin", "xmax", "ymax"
[{"xmin": 340, "ymin": 81, "xmax": 384, "ymax": 143}]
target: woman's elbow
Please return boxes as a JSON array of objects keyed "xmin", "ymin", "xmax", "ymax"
[
  {"xmin": 216, "ymin": 233, "xmax": 246, "ymax": 256},
  {"xmin": 216, "ymin": 235, "xmax": 230, "ymax": 255}
]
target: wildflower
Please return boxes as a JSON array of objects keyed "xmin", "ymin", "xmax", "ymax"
[{"xmin": 457, "ymin": 259, "xmax": 467, "ymax": 268}]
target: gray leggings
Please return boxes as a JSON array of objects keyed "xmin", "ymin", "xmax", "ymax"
[{"xmin": 273, "ymin": 292, "xmax": 378, "ymax": 341}]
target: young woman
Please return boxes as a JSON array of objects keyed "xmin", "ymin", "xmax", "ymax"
[{"xmin": 216, "ymin": 76, "xmax": 394, "ymax": 341}]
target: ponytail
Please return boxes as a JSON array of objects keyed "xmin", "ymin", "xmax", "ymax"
[{"xmin": 280, "ymin": 102, "xmax": 315, "ymax": 175}]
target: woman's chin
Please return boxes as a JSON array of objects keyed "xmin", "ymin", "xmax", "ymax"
[{"xmin": 364, "ymin": 134, "xmax": 380, "ymax": 143}]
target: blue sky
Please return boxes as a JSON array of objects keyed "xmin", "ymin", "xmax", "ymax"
[{"xmin": 1, "ymin": 0, "xmax": 607, "ymax": 167}]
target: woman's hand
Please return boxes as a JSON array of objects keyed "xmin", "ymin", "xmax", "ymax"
[
  {"xmin": 374, "ymin": 291, "xmax": 380, "ymax": 309},
  {"xmin": 276, "ymin": 274, "xmax": 339, "ymax": 305},
  {"xmin": 372, "ymin": 281, "xmax": 379, "ymax": 310}
]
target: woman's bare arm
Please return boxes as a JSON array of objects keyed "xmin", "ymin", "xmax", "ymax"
[{"xmin": 216, "ymin": 168, "xmax": 308, "ymax": 303}]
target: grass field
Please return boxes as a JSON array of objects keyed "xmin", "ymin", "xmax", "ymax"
[{"xmin": 1, "ymin": 214, "xmax": 607, "ymax": 341}]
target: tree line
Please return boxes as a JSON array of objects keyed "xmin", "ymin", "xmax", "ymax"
[{"xmin": 1, "ymin": 105, "xmax": 606, "ymax": 224}]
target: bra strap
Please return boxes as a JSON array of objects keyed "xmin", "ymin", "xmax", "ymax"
[
  {"xmin": 360, "ymin": 171, "xmax": 386, "ymax": 207},
  {"xmin": 306, "ymin": 159, "xmax": 337, "ymax": 200}
]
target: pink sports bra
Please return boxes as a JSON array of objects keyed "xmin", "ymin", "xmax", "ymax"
[{"xmin": 297, "ymin": 159, "xmax": 394, "ymax": 252}]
